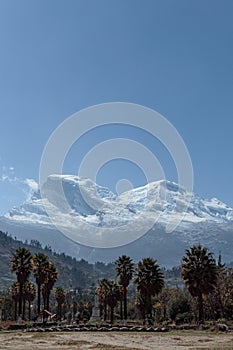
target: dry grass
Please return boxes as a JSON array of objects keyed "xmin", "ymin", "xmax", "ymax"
[{"xmin": 0, "ymin": 330, "xmax": 232, "ymax": 350}]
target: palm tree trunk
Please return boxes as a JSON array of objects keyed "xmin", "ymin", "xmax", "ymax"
[
  {"xmin": 110, "ymin": 306, "xmax": 114, "ymax": 324},
  {"xmin": 43, "ymin": 294, "xmax": 46, "ymax": 310},
  {"xmin": 104, "ymin": 302, "xmax": 107, "ymax": 321},
  {"xmin": 120, "ymin": 300, "xmax": 123, "ymax": 320},
  {"xmin": 37, "ymin": 283, "xmax": 41, "ymax": 314},
  {"xmin": 140, "ymin": 305, "xmax": 146, "ymax": 321},
  {"xmin": 28, "ymin": 301, "xmax": 31, "ymax": 321},
  {"xmin": 147, "ymin": 294, "xmax": 152, "ymax": 319},
  {"xmin": 14, "ymin": 300, "xmax": 17, "ymax": 321},
  {"xmin": 22, "ymin": 297, "xmax": 26, "ymax": 320},
  {"xmin": 18, "ymin": 284, "xmax": 23, "ymax": 317},
  {"xmin": 123, "ymin": 286, "xmax": 127, "ymax": 320},
  {"xmin": 163, "ymin": 304, "xmax": 166, "ymax": 320},
  {"xmin": 198, "ymin": 293, "xmax": 204, "ymax": 323},
  {"xmin": 58, "ymin": 303, "xmax": 62, "ymax": 320},
  {"xmin": 217, "ymin": 290, "xmax": 224, "ymax": 319},
  {"xmin": 46, "ymin": 292, "xmax": 50, "ymax": 311},
  {"xmin": 57, "ymin": 302, "xmax": 61, "ymax": 320}
]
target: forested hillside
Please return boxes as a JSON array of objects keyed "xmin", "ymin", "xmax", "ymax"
[
  {"xmin": 0, "ymin": 230, "xmax": 183, "ymax": 291},
  {"xmin": 0, "ymin": 230, "xmax": 115, "ymax": 290}
]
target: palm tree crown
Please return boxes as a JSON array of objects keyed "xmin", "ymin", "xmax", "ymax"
[
  {"xmin": 32, "ymin": 253, "xmax": 49, "ymax": 313},
  {"xmin": 42, "ymin": 261, "xmax": 58, "ymax": 310},
  {"xmin": 115, "ymin": 255, "xmax": 134, "ymax": 320},
  {"xmin": 97, "ymin": 278, "xmax": 121, "ymax": 323},
  {"xmin": 55, "ymin": 286, "xmax": 66, "ymax": 320},
  {"xmin": 115, "ymin": 255, "xmax": 134, "ymax": 287},
  {"xmin": 11, "ymin": 247, "xmax": 33, "ymax": 284},
  {"xmin": 134, "ymin": 257, "xmax": 164, "ymax": 318},
  {"xmin": 10, "ymin": 247, "xmax": 33, "ymax": 317},
  {"xmin": 181, "ymin": 244, "xmax": 218, "ymax": 322}
]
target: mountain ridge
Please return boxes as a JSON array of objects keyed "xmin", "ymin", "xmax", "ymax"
[{"xmin": 0, "ymin": 175, "xmax": 233, "ymax": 267}]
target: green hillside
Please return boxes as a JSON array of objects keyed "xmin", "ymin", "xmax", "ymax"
[
  {"xmin": 0, "ymin": 230, "xmax": 184, "ymax": 294},
  {"xmin": 0, "ymin": 230, "xmax": 115, "ymax": 291}
]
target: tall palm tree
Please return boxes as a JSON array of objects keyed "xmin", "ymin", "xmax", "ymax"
[
  {"xmin": 181, "ymin": 244, "xmax": 218, "ymax": 323},
  {"xmin": 11, "ymin": 247, "xmax": 33, "ymax": 318},
  {"xmin": 97, "ymin": 278, "xmax": 109, "ymax": 321},
  {"xmin": 55, "ymin": 286, "xmax": 66, "ymax": 320},
  {"xmin": 134, "ymin": 257, "xmax": 164, "ymax": 319},
  {"xmin": 115, "ymin": 255, "xmax": 134, "ymax": 320},
  {"xmin": 10, "ymin": 282, "xmax": 20, "ymax": 321},
  {"xmin": 97, "ymin": 278, "xmax": 121, "ymax": 323},
  {"xmin": 105, "ymin": 280, "xmax": 121, "ymax": 324},
  {"xmin": 24, "ymin": 281, "xmax": 36, "ymax": 321},
  {"xmin": 42, "ymin": 261, "xmax": 58, "ymax": 311},
  {"xmin": 216, "ymin": 253, "xmax": 226, "ymax": 319},
  {"xmin": 32, "ymin": 253, "xmax": 49, "ymax": 314},
  {"xmin": 135, "ymin": 293, "xmax": 147, "ymax": 321},
  {"xmin": 118, "ymin": 285, "xmax": 124, "ymax": 320}
]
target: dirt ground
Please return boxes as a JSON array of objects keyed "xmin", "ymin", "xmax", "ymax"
[{"xmin": 0, "ymin": 330, "xmax": 233, "ymax": 350}]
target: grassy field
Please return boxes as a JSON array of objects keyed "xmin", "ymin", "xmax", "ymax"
[{"xmin": 0, "ymin": 330, "xmax": 232, "ymax": 350}]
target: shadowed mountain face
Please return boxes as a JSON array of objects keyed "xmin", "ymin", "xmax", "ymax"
[{"xmin": 0, "ymin": 175, "xmax": 233, "ymax": 267}]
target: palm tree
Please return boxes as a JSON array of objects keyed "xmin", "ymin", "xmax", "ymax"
[
  {"xmin": 32, "ymin": 253, "xmax": 49, "ymax": 314},
  {"xmin": 105, "ymin": 280, "xmax": 121, "ymax": 324},
  {"xmin": 55, "ymin": 287, "xmax": 66, "ymax": 320},
  {"xmin": 42, "ymin": 261, "xmax": 58, "ymax": 311},
  {"xmin": 24, "ymin": 281, "xmax": 36, "ymax": 320},
  {"xmin": 118, "ymin": 285, "xmax": 124, "ymax": 320},
  {"xmin": 181, "ymin": 245, "xmax": 218, "ymax": 323},
  {"xmin": 10, "ymin": 247, "xmax": 33, "ymax": 318},
  {"xmin": 10, "ymin": 282, "xmax": 20, "ymax": 321},
  {"xmin": 134, "ymin": 257, "xmax": 164, "ymax": 319},
  {"xmin": 216, "ymin": 253, "xmax": 226, "ymax": 319},
  {"xmin": 135, "ymin": 293, "xmax": 147, "ymax": 321},
  {"xmin": 97, "ymin": 278, "xmax": 109, "ymax": 321},
  {"xmin": 115, "ymin": 255, "xmax": 134, "ymax": 320},
  {"xmin": 97, "ymin": 278, "xmax": 121, "ymax": 323}
]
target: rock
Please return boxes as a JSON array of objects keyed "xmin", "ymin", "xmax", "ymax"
[{"xmin": 215, "ymin": 323, "xmax": 229, "ymax": 332}]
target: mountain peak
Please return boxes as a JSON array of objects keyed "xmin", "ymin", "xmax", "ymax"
[
  {"xmin": 4, "ymin": 174, "xmax": 233, "ymax": 226},
  {"xmin": 1, "ymin": 174, "xmax": 233, "ymax": 266}
]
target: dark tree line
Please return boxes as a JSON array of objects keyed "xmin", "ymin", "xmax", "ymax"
[
  {"xmin": 10, "ymin": 247, "xmax": 60, "ymax": 320},
  {"xmin": 97, "ymin": 256, "xmax": 164, "ymax": 323},
  {"xmin": 4, "ymin": 244, "xmax": 233, "ymax": 324},
  {"xmin": 96, "ymin": 246, "xmax": 233, "ymax": 324}
]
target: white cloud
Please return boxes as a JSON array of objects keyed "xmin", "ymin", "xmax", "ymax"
[
  {"xmin": 24, "ymin": 178, "xmax": 38, "ymax": 193},
  {"xmin": 0, "ymin": 164, "xmax": 38, "ymax": 200},
  {"xmin": 1, "ymin": 164, "xmax": 16, "ymax": 182},
  {"xmin": 1, "ymin": 174, "xmax": 8, "ymax": 181}
]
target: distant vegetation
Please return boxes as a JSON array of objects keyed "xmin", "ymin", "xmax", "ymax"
[
  {"xmin": 0, "ymin": 230, "xmax": 233, "ymax": 324},
  {"xmin": 0, "ymin": 230, "xmax": 116, "ymax": 290}
]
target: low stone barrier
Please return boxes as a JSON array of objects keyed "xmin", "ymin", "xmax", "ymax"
[{"xmin": 25, "ymin": 324, "xmax": 169, "ymax": 333}]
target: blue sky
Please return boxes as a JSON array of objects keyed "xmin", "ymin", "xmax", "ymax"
[{"xmin": 0, "ymin": 0, "xmax": 233, "ymax": 214}]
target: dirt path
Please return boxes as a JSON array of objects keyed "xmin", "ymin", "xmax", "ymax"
[{"xmin": 0, "ymin": 330, "xmax": 232, "ymax": 350}]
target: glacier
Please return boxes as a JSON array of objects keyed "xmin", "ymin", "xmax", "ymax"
[{"xmin": 0, "ymin": 174, "xmax": 233, "ymax": 267}]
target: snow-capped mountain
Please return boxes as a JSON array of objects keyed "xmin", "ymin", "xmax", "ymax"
[{"xmin": 0, "ymin": 174, "xmax": 233, "ymax": 267}]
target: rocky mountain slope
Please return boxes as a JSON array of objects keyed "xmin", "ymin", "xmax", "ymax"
[{"xmin": 0, "ymin": 175, "xmax": 233, "ymax": 267}]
